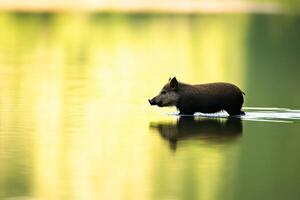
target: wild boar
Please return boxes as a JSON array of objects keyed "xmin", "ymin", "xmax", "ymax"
[{"xmin": 148, "ymin": 77, "xmax": 245, "ymax": 116}]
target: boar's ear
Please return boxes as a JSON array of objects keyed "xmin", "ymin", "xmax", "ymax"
[
  {"xmin": 169, "ymin": 77, "xmax": 172, "ymax": 81},
  {"xmin": 170, "ymin": 77, "xmax": 178, "ymax": 89}
]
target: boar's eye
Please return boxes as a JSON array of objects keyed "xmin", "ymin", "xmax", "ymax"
[{"xmin": 161, "ymin": 91, "xmax": 166, "ymax": 95}]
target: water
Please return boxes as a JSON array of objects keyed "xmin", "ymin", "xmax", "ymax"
[
  {"xmin": 167, "ymin": 107, "xmax": 300, "ymax": 123},
  {"xmin": 0, "ymin": 12, "xmax": 300, "ymax": 200}
]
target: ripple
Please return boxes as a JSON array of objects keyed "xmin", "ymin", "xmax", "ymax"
[{"xmin": 166, "ymin": 107, "xmax": 300, "ymax": 123}]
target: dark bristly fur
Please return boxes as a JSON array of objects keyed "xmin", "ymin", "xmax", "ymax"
[{"xmin": 149, "ymin": 77, "xmax": 245, "ymax": 116}]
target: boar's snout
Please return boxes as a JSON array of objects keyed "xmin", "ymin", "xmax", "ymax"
[
  {"xmin": 149, "ymin": 97, "xmax": 163, "ymax": 107},
  {"xmin": 148, "ymin": 98, "xmax": 156, "ymax": 106}
]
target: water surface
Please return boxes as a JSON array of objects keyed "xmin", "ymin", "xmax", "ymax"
[{"xmin": 0, "ymin": 12, "xmax": 300, "ymax": 200}]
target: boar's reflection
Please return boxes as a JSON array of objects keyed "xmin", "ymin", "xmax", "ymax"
[{"xmin": 150, "ymin": 117, "xmax": 243, "ymax": 151}]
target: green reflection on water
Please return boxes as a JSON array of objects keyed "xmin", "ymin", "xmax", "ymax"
[{"xmin": 0, "ymin": 12, "xmax": 299, "ymax": 200}]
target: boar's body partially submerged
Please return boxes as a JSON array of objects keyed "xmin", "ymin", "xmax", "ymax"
[{"xmin": 149, "ymin": 77, "xmax": 245, "ymax": 116}]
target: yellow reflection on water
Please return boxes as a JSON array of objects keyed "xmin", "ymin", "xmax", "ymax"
[{"xmin": 0, "ymin": 13, "xmax": 247, "ymax": 200}]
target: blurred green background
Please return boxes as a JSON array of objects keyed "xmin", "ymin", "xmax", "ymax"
[{"xmin": 0, "ymin": 1, "xmax": 300, "ymax": 200}]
